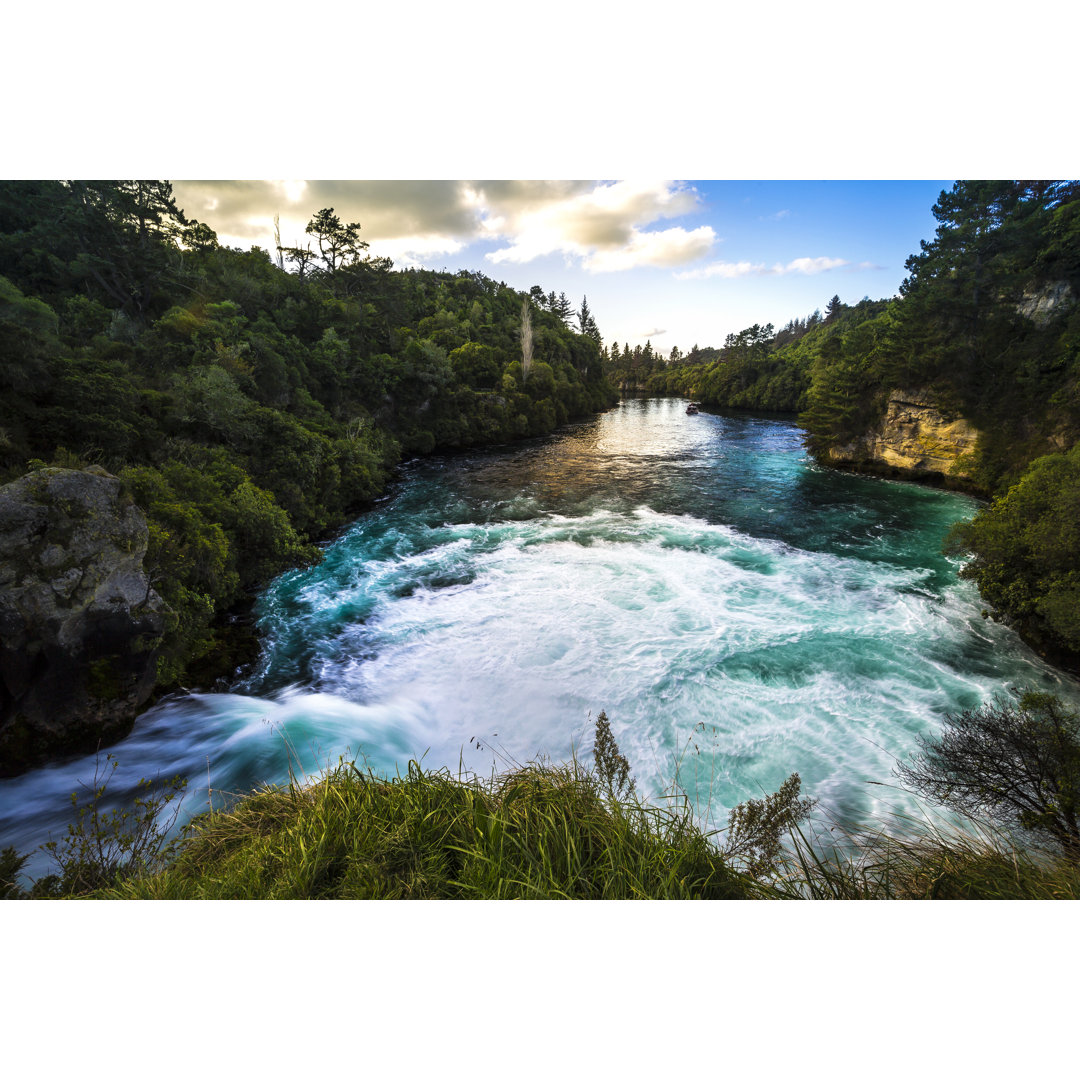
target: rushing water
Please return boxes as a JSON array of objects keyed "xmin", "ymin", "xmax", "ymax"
[{"xmin": 3, "ymin": 398, "xmax": 1079, "ymax": 870}]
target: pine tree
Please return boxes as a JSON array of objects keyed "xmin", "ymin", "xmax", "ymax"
[
  {"xmin": 551, "ymin": 291, "xmax": 574, "ymax": 322},
  {"xmin": 578, "ymin": 294, "xmax": 601, "ymax": 343}
]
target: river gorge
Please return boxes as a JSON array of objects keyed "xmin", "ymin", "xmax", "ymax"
[{"xmin": 3, "ymin": 398, "xmax": 1078, "ymax": 869}]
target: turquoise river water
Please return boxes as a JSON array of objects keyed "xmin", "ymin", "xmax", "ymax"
[{"xmin": 3, "ymin": 398, "xmax": 1079, "ymax": 870}]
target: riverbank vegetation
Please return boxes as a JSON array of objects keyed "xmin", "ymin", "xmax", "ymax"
[
  {"xmin": 607, "ymin": 181, "xmax": 1080, "ymax": 667},
  {"xmin": 0, "ymin": 182, "xmax": 617, "ymax": 691},
  {"xmin": 5, "ymin": 698, "xmax": 1079, "ymax": 900}
]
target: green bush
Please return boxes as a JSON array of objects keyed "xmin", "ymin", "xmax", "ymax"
[{"xmin": 947, "ymin": 444, "xmax": 1080, "ymax": 659}]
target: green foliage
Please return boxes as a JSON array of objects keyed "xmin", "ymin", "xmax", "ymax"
[
  {"xmin": 32, "ymin": 754, "xmax": 187, "ymax": 897},
  {"xmin": 849, "ymin": 182, "xmax": 1079, "ymax": 486},
  {"xmin": 578, "ymin": 294, "xmax": 601, "ymax": 343},
  {"xmin": 798, "ymin": 306, "xmax": 893, "ymax": 452},
  {"xmin": 60, "ymin": 294, "xmax": 112, "ymax": 345},
  {"xmin": 0, "ymin": 273, "xmax": 60, "ymax": 340},
  {"xmin": 1, "ymin": 180, "xmax": 191, "ymax": 317},
  {"xmin": 305, "ymin": 207, "xmax": 368, "ymax": 277},
  {"xmin": 449, "ymin": 341, "xmax": 500, "ymax": 389},
  {"xmin": 119, "ymin": 457, "xmax": 322, "ymax": 685},
  {"xmin": 637, "ymin": 306, "xmax": 894, "ymax": 419},
  {"xmin": 946, "ymin": 444, "xmax": 1080, "ymax": 660}
]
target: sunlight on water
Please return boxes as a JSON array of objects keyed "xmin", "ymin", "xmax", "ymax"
[{"xmin": 3, "ymin": 399, "xmax": 1078, "ymax": 869}]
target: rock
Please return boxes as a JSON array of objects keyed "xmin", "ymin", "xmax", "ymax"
[
  {"xmin": 0, "ymin": 468, "xmax": 169, "ymax": 776},
  {"xmin": 1017, "ymin": 281, "xmax": 1074, "ymax": 329},
  {"xmin": 825, "ymin": 389, "xmax": 980, "ymax": 488}
]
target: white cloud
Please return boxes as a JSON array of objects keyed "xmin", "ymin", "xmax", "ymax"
[
  {"xmin": 371, "ymin": 235, "xmax": 466, "ymax": 265},
  {"xmin": 676, "ymin": 260, "xmax": 766, "ymax": 280},
  {"xmin": 173, "ymin": 179, "xmax": 481, "ymax": 258},
  {"xmin": 480, "ymin": 180, "xmax": 715, "ymax": 271},
  {"xmin": 676, "ymin": 255, "xmax": 849, "ymax": 280},
  {"xmin": 782, "ymin": 256, "xmax": 848, "ymax": 274},
  {"xmin": 582, "ymin": 226, "xmax": 716, "ymax": 272},
  {"xmin": 638, "ymin": 327, "xmax": 667, "ymax": 338}
]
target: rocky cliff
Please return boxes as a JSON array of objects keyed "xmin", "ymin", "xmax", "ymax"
[
  {"xmin": 0, "ymin": 467, "xmax": 168, "ymax": 775},
  {"xmin": 824, "ymin": 389, "xmax": 981, "ymax": 490}
]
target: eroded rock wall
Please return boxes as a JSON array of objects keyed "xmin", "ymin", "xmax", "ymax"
[
  {"xmin": 0, "ymin": 467, "xmax": 168, "ymax": 775},
  {"xmin": 824, "ymin": 389, "xmax": 980, "ymax": 488}
]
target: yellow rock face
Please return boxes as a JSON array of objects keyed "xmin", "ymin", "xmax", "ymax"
[{"xmin": 826, "ymin": 389, "xmax": 979, "ymax": 483}]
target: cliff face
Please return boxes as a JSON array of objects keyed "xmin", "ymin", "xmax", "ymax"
[
  {"xmin": 824, "ymin": 389, "xmax": 981, "ymax": 489},
  {"xmin": 0, "ymin": 467, "xmax": 168, "ymax": 776}
]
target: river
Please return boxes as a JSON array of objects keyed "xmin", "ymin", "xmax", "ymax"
[{"xmin": 3, "ymin": 398, "xmax": 1078, "ymax": 872}]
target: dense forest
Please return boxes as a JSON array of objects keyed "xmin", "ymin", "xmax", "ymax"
[
  {"xmin": 605, "ymin": 182, "xmax": 1080, "ymax": 668},
  {"xmin": 0, "ymin": 181, "xmax": 618, "ymax": 692}
]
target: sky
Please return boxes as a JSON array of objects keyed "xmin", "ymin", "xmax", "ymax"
[{"xmin": 171, "ymin": 179, "xmax": 949, "ymax": 355}]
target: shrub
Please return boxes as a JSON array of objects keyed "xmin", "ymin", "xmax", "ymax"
[
  {"xmin": 32, "ymin": 754, "xmax": 187, "ymax": 897},
  {"xmin": 896, "ymin": 691, "xmax": 1080, "ymax": 860}
]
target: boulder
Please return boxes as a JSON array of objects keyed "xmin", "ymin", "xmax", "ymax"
[{"xmin": 0, "ymin": 467, "xmax": 168, "ymax": 775}]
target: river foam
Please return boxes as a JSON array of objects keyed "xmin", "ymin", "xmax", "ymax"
[{"xmin": 3, "ymin": 399, "xmax": 1078, "ymax": 870}]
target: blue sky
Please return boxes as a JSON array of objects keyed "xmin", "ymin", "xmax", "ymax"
[{"xmin": 173, "ymin": 179, "xmax": 949, "ymax": 356}]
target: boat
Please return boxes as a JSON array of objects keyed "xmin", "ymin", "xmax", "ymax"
[{"xmin": 686, "ymin": 402, "xmax": 700, "ymax": 414}]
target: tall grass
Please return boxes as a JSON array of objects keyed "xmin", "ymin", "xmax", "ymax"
[
  {"xmin": 102, "ymin": 760, "xmax": 753, "ymax": 900},
  {"xmin": 766, "ymin": 813, "xmax": 1080, "ymax": 900}
]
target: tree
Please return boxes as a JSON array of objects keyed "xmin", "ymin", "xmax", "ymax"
[
  {"xmin": 825, "ymin": 294, "xmax": 842, "ymax": 322},
  {"xmin": 896, "ymin": 692, "xmax": 1080, "ymax": 860},
  {"xmin": 894, "ymin": 182, "xmax": 1078, "ymax": 394},
  {"xmin": 45, "ymin": 181, "xmax": 191, "ymax": 316},
  {"xmin": 305, "ymin": 207, "xmax": 368, "ymax": 274},
  {"xmin": 578, "ymin": 294, "xmax": 601, "ymax": 343},
  {"xmin": 550, "ymin": 291, "xmax": 573, "ymax": 323},
  {"xmin": 281, "ymin": 242, "xmax": 319, "ymax": 281},
  {"xmin": 449, "ymin": 341, "xmax": 500, "ymax": 389},
  {"xmin": 181, "ymin": 220, "xmax": 218, "ymax": 253}
]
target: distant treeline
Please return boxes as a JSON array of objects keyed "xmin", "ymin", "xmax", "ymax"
[{"xmin": 0, "ymin": 181, "xmax": 617, "ymax": 688}]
